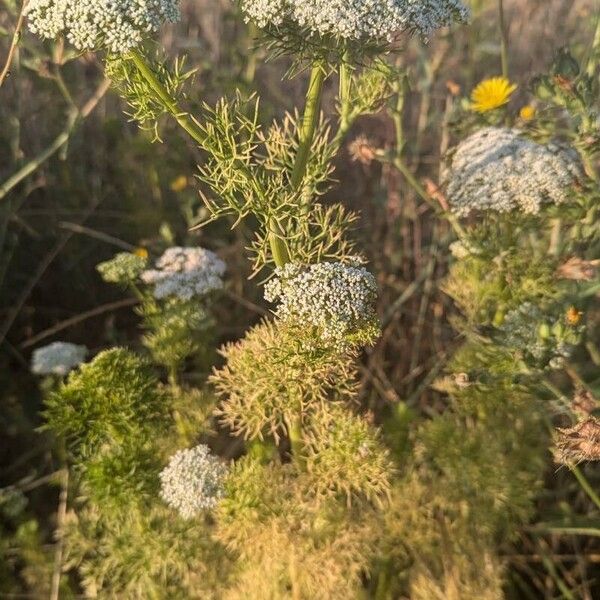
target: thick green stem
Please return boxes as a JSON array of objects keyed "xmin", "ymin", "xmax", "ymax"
[
  {"xmin": 268, "ymin": 218, "xmax": 291, "ymax": 268},
  {"xmin": 338, "ymin": 53, "xmax": 352, "ymax": 137},
  {"xmin": 129, "ymin": 49, "xmax": 208, "ymax": 147},
  {"xmin": 290, "ymin": 61, "xmax": 326, "ymax": 192}
]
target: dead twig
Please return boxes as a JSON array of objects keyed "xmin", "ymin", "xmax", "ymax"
[{"xmin": 0, "ymin": 0, "xmax": 28, "ymax": 89}]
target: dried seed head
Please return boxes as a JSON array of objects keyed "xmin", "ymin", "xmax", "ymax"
[
  {"xmin": 556, "ymin": 257, "xmax": 600, "ymax": 281},
  {"xmin": 348, "ymin": 135, "xmax": 378, "ymax": 165},
  {"xmin": 553, "ymin": 417, "xmax": 600, "ymax": 465}
]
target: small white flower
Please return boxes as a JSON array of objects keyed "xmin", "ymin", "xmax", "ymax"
[
  {"xmin": 159, "ymin": 444, "xmax": 227, "ymax": 519},
  {"xmin": 26, "ymin": 0, "xmax": 180, "ymax": 54},
  {"xmin": 141, "ymin": 247, "xmax": 226, "ymax": 300},
  {"xmin": 264, "ymin": 259, "xmax": 378, "ymax": 349},
  {"xmin": 240, "ymin": 0, "xmax": 469, "ymax": 42},
  {"xmin": 444, "ymin": 127, "xmax": 582, "ymax": 217},
  {"xmin": 31, "ymin": 342, "xmax": 87, "ymax": 376}
]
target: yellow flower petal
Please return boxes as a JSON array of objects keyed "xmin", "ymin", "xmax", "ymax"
[
  {"xmin": 133, "ymin": 247, "xmax": 149, "ymax": 259},
  {"xmin": 170, "ymin": 175, "xmax": 188, "ymax": 192},
  {"xmin": 566, "ymin": 306, "xmax": 583, "ymax": 326},
  {"xmin": 519, "ymin": 104, "xmax": 536, "ymax": 121},
  {"xmin": 470, "ymin": 77, "xmax": 517, "ymax": 113}
]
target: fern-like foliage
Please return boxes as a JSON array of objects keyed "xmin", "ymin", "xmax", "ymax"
[
  {"xmin": 43, "ymin": 348, "xmax": 168, "ymax": 459},
  {"xmin": 212, "ymin": 319, "xmax": 357, "ymax": 441}
]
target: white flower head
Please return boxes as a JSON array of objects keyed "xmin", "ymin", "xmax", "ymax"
[
  {"xmin": 264, "ymin": 259, "xmax": 379, "ymax": 350},
  {"xmin": 141, "ymin": 247, "xmax": 226, "ymax": 300},
  {"xmin": 159, "ymin": 444, "xmax": 227, "ymax": 519},
  {"xmin": 26, "ymin": 0, "xmax": 180, "ymax": 54},
  {"xmin": 31, "ymin": 341, "xmax": 87, "ymax": 376},
  {"xmin": 240, "ymin": 0, "xmax": 469, "ymax": 42},
  {"xmin": 444, "ymin": 127, "xmax": 582, "ymax": 217},
  {"xmin": 96, "ymin": 252, "xmax": 148, "ymax": 284}
]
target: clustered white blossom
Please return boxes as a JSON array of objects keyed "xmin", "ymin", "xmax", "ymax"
[
  {"xmin": 444, "ymin": 127, "xmax": 581, "ymax": 217},
  {"xmin": 31, "ymin": 341, "xmax": 87, "ymax": 376},
  {"xmin": 26, "ymin": 0, "xmax": 180, "ymax": 54},
  {"xmin": 141, "ymin": 247, "xmax": 226, "ymax": 300},
  {"xmin": 96, "ymin": 252, "xmax": 147, "ymax": 284},
  {"xmin": 240, "ymin": 0, "xmax": 469, "ymax": 41},
  {"xmin": 159, "ymin": 444, "xmax": 227, "ymax": 519},
  {"xmin": 264, "ymin": 260, "xmax": 378, "ymax": 348}
]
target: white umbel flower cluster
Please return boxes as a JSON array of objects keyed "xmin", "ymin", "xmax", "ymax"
[
  {"xmin": 240, "ymin": 0, "xmax": 469, "ymax": 41},
  {"xmin": 31, "ymin": 341, "xmax": 87, "ymax": 376},
  {"xmin": 444, "ymin": 127, "xmax": 581, "ymax": 217},
  {"xmin": 26, "ymin": 0, "xmax": 180, "ymax": 54},
  {"xmin": 264, "ymin": 260, "xmax": 378, "ymax": 349},
  {"xmin": 159, "ymin": 445, "xmax": 227, "ymax": 519},
  {"xmin": 141, "ymin": 247, "xmax": 226, "ymax": 300}
]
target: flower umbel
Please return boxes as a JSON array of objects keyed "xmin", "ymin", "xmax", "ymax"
[
  {"xmin": 264, "ymin": 260, "xmax": 379, "ymax": 350},
  {"xmin": 31, "ymin": 342, "xmax": 87, "ymax": 376},
  {"xmin": 26, "ymin": 0, "xmax": 181, "ymax": 54},
  {"xmin": 159, "ymin": 445, "xmax": 228, "ymax": 519},
  {"xmin": 141, "ymin": 247, "xmax": 226, "ymax": 300},
  {"xmin": 240, "ymin": 0, "xmax": 469, "ymax": 43},
  {"xmin": 444, "ymin": 127, "xmax": 581, "ymax": 216},
  {"xmin": 470, "ymin": 77, "xmax": 517, "ymax": 113}
]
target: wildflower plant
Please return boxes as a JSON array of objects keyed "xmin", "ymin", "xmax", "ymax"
[
  {"xmin": 97, "ymin": 247, "xmax": 223, "ymax": 375},
  {"xmin": 30, "ymin": 0, "xmax": 593, "ymax": 597}
]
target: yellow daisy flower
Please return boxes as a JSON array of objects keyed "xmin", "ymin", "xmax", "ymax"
[
  {"xmin": 133, "ymin": 247, "xmax": 149, "ymax": 259},
  {"xmin": 519, "ymin": 104, "xmax": 536, "ymax": 121},
  {"xmin": 470, "ymin": 77, "xmax": 517, "ymax": 113}
]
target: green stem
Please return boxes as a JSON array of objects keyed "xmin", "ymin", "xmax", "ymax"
[
  {"xmin": 290, "ymin": 61, "xmax": 326, "ymax": 192},
  {"xmin": 285, "ymin": 413, "xmax": 304, "ymax": 466},
  {"xmin": 268, "ymin": 218, "xmax": 291, "ymax": 268},
  {"xmin": 498, "ymin": 0, "xmax": 509, "ymax": 78},
  {"xmin": 392, "ymin": 155, "xmax": 467, "ymax": 240},
  {"xmin": 129, "ymin": 49, "xmax": 208, "ymax": 147},
  {"xmin": 338, "ymin": 52, "xmax": 352, "ymax": 138},
  {"xmin": 585, "ymin": 12, "xmax": 600, "ymax": 77},
  {"xmin": 571, "ymin": 465, "xmax": 600, "ymax": 512}
]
